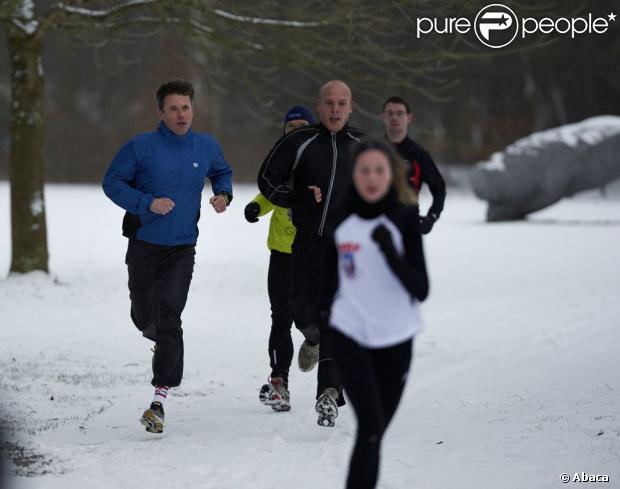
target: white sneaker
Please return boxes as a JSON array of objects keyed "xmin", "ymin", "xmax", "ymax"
[
  {"xmin": 140, "ymin": 401, "xmax": 165, "ymax": 433},
  {"xmin": 259, "ymin": 377, "xmax": 291, "ymax": 412},
  {"xmin": 315, "ymin": 388, "xmax": 338, "ymax": 427},
  {"xmin": 298, "ymin": 340, "xmax": 320, "ymax": 372}
]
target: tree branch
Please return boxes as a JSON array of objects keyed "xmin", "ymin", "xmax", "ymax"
[
  {"xmin": 39, "ymin": 0, "xmax": 164, "ymax": 33},
  {"xmin": 212, "ymin": 8, "xmax": 324, "ymax": 27},
  {"xmin": 51, "ymin": 0, "xmax": 161, "ymax": 19}
]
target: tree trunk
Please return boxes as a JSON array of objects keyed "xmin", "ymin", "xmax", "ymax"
[{"xmin": 7, "ymin": 32, "xmax": 49, "ymax": 273}]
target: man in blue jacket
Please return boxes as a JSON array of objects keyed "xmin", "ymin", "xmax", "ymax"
[{"xmin": 102, "ymin": 80, "xmax": 233, "ymax": 434}]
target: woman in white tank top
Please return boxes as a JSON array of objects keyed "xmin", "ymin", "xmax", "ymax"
[{"xmin": 319, "ymin": 138, "xmax": 429, "ymax": 489}]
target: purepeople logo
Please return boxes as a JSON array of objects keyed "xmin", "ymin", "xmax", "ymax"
[
  {"xmin": 417, "ymin": 3, "xmax": 617, "ymax": 49},
  {"xmin": 475, "ymin": 4, "xmax": 518, "ymax": 48}
]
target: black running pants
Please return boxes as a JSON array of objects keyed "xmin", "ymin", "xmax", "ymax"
[
  {"xmin": 267, "ymin": 250, "xmax": 294, "ymax": 382},
  {"xmin": 333, "ymin": 329, "xmax": 413, "ymax": 489},
  {"xmin": 125, "ymin": 238, "xmax": 195, "ymax": 388},
  {"xmin": 291, "ymin": 232, "xmax": 343, "ymax": 403}
]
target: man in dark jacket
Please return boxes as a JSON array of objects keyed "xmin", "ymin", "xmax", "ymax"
[
  {"xmin": 258, "ymin": 80, "xmax": 365, "ymax": 427},
  {"xmin": 382, "ymin": 96, "xmax": 446, "ymax": 234},
  {"xmin": 102, "ymin": 80, "xmax": 233, "ymax": 434}
]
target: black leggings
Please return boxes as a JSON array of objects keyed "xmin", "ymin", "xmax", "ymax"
[
  {"xmin": 333, "ymin": 329, "xmax": 413, "ymax": 489},
  {"xmin": 267, "ymin": 250, "xmax": 294, "ymax": 381},
  {"xmin": 292, "ymin": 233, "xmax": 342, "ymax": 402}
]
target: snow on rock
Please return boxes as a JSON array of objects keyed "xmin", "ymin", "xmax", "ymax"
[{"xmin": 470, "ymin": 116, "xmax": 620, "ymax": 221}]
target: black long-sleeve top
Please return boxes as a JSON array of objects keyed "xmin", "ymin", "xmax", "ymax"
[{"xmin": 392, "ymin": 136, "xmax": 446, "ymax": 218}]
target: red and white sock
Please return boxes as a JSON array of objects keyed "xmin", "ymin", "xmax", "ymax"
[{"xmin": 153, "ymin": 386, "xmax": 169, "ymax": 406}]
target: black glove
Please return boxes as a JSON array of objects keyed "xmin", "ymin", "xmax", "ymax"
[
  {"xmin": 419, "ymin": 214, "xmax": 437, "ymax": 235},
  {"xmin": 244, "ymin": 202, "xmax": 260, "ymax": 223},
  {"xmin": 122, "ymin": 212, "xmax": 141, "ymax": 238},
  {"xmin": 371, "ymin": 224, "xmax": 397, "ymax": 256}
]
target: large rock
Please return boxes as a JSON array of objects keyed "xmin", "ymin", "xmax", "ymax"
[{"xmin": 470, "ymin": 116, "xmax": 620, "ymax": 221}]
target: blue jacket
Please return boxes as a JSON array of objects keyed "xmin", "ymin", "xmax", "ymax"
[{"xmin": 102, "ymin": 122, "xmax": 233, "ymax": 245}]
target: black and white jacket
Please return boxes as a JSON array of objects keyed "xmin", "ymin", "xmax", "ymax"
[
  {"xmin": 323, "ymin": 188, "xmax": 429, "ymax": 348},
  {"xmin": 257, "ymin": 123, "xmax": 366, "ymax": 236}
]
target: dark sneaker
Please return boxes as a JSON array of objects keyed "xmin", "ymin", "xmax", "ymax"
[
  {"xmin": 315, "ymin": 388, "xmax": 338, "ymax": 427},
  {"xmin": 259, "ymin": 377, "xmax": 291, "ymax": 412},
  {"xmin": 297, "ymin": 340, "xmax": 320, "ymax": 372},
  {"xmin": 140, "ymin": 401, "xmax": 165, "ymax": 433}
]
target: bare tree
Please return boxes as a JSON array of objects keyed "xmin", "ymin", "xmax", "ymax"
[{"xmin": 1, "ymin": 0, "xmax": 178, "ymax": 273}]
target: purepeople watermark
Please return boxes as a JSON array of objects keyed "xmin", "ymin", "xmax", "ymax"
[{"xmin": 416, "ymin": 3, "xmax": 617, "ymax": 49}]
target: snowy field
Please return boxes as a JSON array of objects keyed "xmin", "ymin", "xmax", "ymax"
[{"xmin": 0, "ymin": 181, "xmax": 619, "ymax": 489}]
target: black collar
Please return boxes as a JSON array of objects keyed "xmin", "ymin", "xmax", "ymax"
[{"xmin": 346, "ymin": 186, "xmax": 398, "ymax": 219}]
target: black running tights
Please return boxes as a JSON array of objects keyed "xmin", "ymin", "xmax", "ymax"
[{"xmin": 333, "ymin": 329, "xmax": 413, "ymax": 489}]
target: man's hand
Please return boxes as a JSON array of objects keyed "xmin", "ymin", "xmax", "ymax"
[
  {"xmin": 210, "ymin": 194, "xmax": 228, "ymax": 213},
  {"xmin": 150, "ymin": 197, "xmax": 175, "ymax": 215},
  {"xmin": 244, "ymin": 202, "xmax": 260, "ymax": 223},
  {"xmin": 308, "ymin": 186, "xmax": 322, "ymax": 203}
]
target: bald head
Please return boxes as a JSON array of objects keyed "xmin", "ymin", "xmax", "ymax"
[
  {"xmin": 318, "ymin": 80, "xmax": 352, "ymax": 100},
  {"xmin": 316, "ymin": 80, "xmax": 354, "ymax": 133}
]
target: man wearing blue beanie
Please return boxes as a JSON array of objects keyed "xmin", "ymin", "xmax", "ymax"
[
  {"xmin": 244, "ymin": 105, "xmax": 314, "ymax": 413},
  {"xmin": 283, "ymin": 105, "xmax": 315, "ymax": 132}
]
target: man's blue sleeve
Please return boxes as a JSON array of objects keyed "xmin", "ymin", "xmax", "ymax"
[
  {"xmin": 206, "ymin": 139, "xmax": 233, "ymax": 196},
  {"xmin": 102, "ymin": 142, "xmax": 154, "ymax": 215}
]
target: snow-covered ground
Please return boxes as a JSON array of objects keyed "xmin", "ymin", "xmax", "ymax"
[{"xmin": 1, "ymin": 182, "xmax": 619, "ymax": 489}]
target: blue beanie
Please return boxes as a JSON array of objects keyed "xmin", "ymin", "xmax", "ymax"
[{"xmin": 284, "ymin": 105, "xmax": 315, "ymax": 126}]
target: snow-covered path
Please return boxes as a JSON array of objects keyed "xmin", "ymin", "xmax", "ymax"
[{"xmin": 1, "ymin": 182, "xmax": 619, "ymax": 489}]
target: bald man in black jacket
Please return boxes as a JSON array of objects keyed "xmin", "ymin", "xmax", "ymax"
[{"xmin": 258, "ymin": 80, "xmax": 366, "ymax": 427}]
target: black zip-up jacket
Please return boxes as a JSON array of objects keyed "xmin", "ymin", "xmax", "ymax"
[
  {"xmin": 392, "ymin": 136, "xmax": 446, "ymax": 218},
  {"xmin": 258, "ymin": 122, "xmax": 366, "ymax": 236}
]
